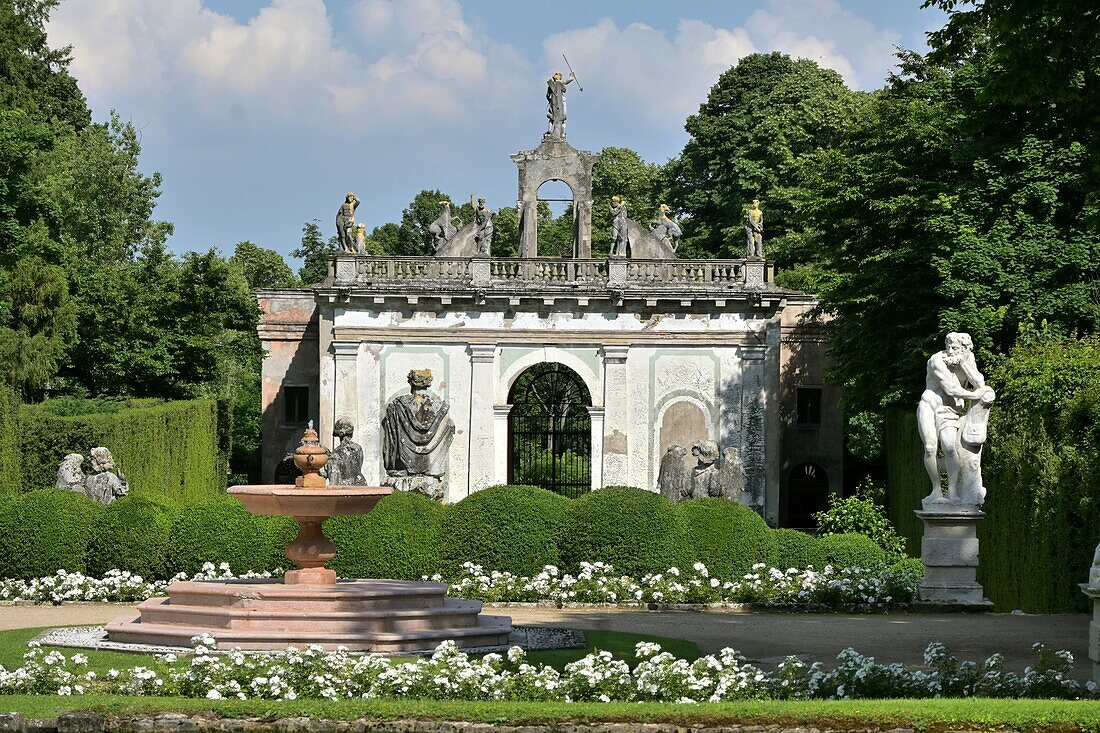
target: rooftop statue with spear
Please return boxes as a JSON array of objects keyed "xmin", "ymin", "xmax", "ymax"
[{"xmin": 546, "ymin": 54, "xmax": 582, "ymax": 140}]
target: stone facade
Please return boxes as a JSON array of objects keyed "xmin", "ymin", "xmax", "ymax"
[{"xmin": 259, "ymin": 257, "xmax": 842, "ymax": 527}]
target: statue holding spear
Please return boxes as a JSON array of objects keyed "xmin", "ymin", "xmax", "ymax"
[{"xmin": 546, "ymin": 55, "xmax": 582, "ymax": 140}]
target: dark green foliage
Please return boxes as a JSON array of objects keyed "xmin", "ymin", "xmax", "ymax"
[
  {"xmin": 87, "ymin": 496, "xmax": 178, "ymax": 579},
  {"xmin": 326, "ymin": 491, "xmax": 445, "ymax": 580},
  {"xmin": 769, "ymin": 528, "xmax": 826, "ymax": 570},
  {"xmin": 17, "ymin": 398, "xmax": 224, "ymax": 503},
  {"xmin": 814, "ymin": 488, "xmax": 907, "ymax": 560},
  {"xmin": 166, "ymin": 495, "xmax": 294, "ymax": 576},
  {"xmin": 560, "ymin": 486, "xmax": 686, "ymax": 575},
  {"xmin": 883, "ymin": 410, "xmax": 926, "ymax": 558},
  {"xmin": 229, "ymin": 241, "xmax": 298, "ymax": 290},
  {"xmin": 816, "ymin": 533, "xmax": 888, "ymax": 569},
  {"xmin": 291, "ymin": 220, "xmax": 339, "ymax": 286},
  {"xmin": 0, "ymin": 385, "xmax": 19, "ymax": 495},
  {"xmin": 678, "ymin": 498, "xmax": 773, "ymax": 579},
  {"xmin": 439, "ymin": 485, "xmax": 570, "ymax": 577},
  {"xmin": 0, "ymin": 490, "xmax": 104, "ymax": 578}
]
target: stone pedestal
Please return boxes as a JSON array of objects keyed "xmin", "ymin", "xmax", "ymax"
[
  {"xmin": 383, "ymin": 474, "xmax": 445, "ymax": 501},
  {"xmin": 915, "ymin": 507, "xmax": 992, "ymax": 606},
  {"xmin": 1081, "ymin": 583, "xmax": 1100, "ymax": 684}
]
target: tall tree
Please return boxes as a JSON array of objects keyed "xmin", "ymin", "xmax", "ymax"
[
  {"xmin": 230, "ymin": 241, "xmax": 299, "ymax": 290},
  {"xmin": 668, "ymin": 53, "xmax": 865, "ymax": 280},
  {"xmin": 291, "ymin": 220, "xmax": 339, "ymax": 286}
]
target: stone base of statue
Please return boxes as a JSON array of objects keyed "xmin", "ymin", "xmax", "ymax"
[
  {"xmin": 914, "ymin": 505, "xmax": 993, "ymax": 608},
  {"xmin": 383, "ymin": 474, "xmax": 445, "ymax": 501},
  {"xmin": 1081, "ymin": 582, "xmax": 1100, "ymax": 685}
]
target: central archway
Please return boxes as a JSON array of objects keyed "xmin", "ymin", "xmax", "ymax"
[{"xmin": 508, "ymin": 362, "xmax": 592, "ymax": 497}]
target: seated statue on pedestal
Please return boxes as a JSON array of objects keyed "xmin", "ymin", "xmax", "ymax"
[
  {"xmin": 382, "ymin": 370, "xmax": 455, "ymax": 500},
  {"xmin": 321, "ymin": 417, "xmax": 365, "ymax": 485}
]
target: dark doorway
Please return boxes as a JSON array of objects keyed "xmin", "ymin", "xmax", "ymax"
[
  {"xmin": 785, "ymin": 462, "xmax": 830, "ymax": 528},
  {"xmin": 508, "ymin": 362, "xmax": 592, "ymax": 497}
]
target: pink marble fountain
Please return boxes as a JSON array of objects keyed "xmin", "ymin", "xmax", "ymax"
[{"xmin": 107, "ymin": 424, "xmax": 511, "ymax": 652}]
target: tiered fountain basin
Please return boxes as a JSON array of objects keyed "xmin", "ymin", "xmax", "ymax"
[{"xmin": 107, "ymin": 484, "xmax": 512, "ymax": 652}]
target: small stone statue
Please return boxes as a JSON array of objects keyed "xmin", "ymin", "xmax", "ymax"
[
  {"xmin": 471, "ymin": 195, "xmax": 494, "ymax": 256},
  {"xmin": 657, "ymin": 444, "xmax": 690, "ymax": 503},
  {"xmin": 718, "ymin": 446, "xmax": 747, "ymax": 504},
  {"xmin": 917, "ymin": 332, "xmax": 996, "ymax": 508},
  {"xmin": 354, "ymin": 223, "xmax": 368, "ymax": 255},
  {"xmin": 610, "ymin": 196, "xmax": 629, "ymax": 258},
  {"xmin": 382, "ymin": 369, "xmax": 455, "ymax": 500},
  {"xmin": 651, "ymin": 204, "xmax": 682, "ymax": 253},
  {"xmin": 55, "ymin": 453, "xmax": 86, "ymax": 492},
  {"xmin": 691, "ymin": 440, "xmax": 722, "ymax": 499},
  {"xmin": 336, "ymin": 192, "xmax": 360, "ymax": 254},
  {"xmin": 546, "ymin": 70, "xmax": 576, "ymax": 140},
  {"xmin": 428, "ymin": 201, "xmax": 461, "ymax": 251},
  {"xmin": 84, "ymin": 447, "xmax": 129, "ymax": 505},
  {"xmin": 321, "ymin": 417, "xmax": 365, "ymax": 485},
  {"xmin": 745, "ymin": 199, "xmax": 764, "ymax": 258}
]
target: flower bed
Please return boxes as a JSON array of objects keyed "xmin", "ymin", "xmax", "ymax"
[{"xmin": 2, "ymin": 637, "xmax": 1090, "ymax": 701}]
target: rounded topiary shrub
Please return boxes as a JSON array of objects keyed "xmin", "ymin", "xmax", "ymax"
[
  {"xmin": 769, "ymin": 528, "xmax": 826, "ymax": 570},
  {"xmin": 438, "ymin": 485, "xmax": 570, "ymax": 577},
  {"xmin": 678, "ymin": 498, "xmax": 774, "ymax": 579},
  {"xmin": 326, "ymin": 491, "xmax": 446, "ymax": 580},
  {"xmin": 87, "ymin": 496, "xmax": 179, "ymax": 579},
  {"xmin": 166, "ymin": 495, "xmax": 292, "ymax": 576},
  {"xmin": 560, "ymin": 486, "xmax": 686, "ymax": 576},
  {"xmin": 816, "ymin": 532, "xmax": 888, "ymax": 569},
  {"xmin": 0, "ymin": 490, "xmax": 105, "ymax": 578}
]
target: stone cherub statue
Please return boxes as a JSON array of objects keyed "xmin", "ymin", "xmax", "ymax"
[
  {"xmin": 321, "ymin": 417, "xmax": 365, "ymax": 485},
  {"xmin": 82, "ymin": 447, "xmax": 129, "ymax": 505},
  {"xmin": 650, "ymin": 204, "xmax": 682, "ymax": 253},
  {"xmin": 745, "ymin": 199, "xmax": 764, "ymax": 258},
  {"xmin": 336, "ymin": 192, "xmax": 360, "ymax": 253},
  {"xmin": 657, "ymin": 444, "xmax": 690, "ymax": 502},
  {"xmin": 691, "ymin": 440, "xmax": 722, "ymax": 499},
  {"xmin": 546, "ymin": 70, "xmax": 576, "ymax": 140},
  {"xmin": 382, "ymin": 369, "xmax": 456, "ymax": 500},
  {"xmin": 471, "ymin": 195, "xmax": 494, "ymax": 256},
  {"xmin": 428, "ymin": 201, "xmax": 462, "ymax": 251},
  {"xmin": 55, "ymin": 454, "xmax": 86, "ymax": 492},
  {"xmin": 917, "ymin": 332, "xmax": 996, "ymax": 509},
  {"xmin": 610, "ymin": 196, "xmax": 629, "ymax": 258}
]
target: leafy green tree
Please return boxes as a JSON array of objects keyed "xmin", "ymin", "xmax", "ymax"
[
  {"xmin": 230, "ymin": 241, "xmax": 299, "ymax": 289},
  {"xmin": 291, "ymin": 220, "xmax": 338, "ymax": 285},
  {"xmin": 591, "ymin": 147, "xmax": 666, "ymax": 257},
  {"xmin": 668, "ymin": 52, "xmax": 865, "ymax": 276}
]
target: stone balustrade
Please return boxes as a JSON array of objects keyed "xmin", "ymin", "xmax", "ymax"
[{"xmin": 329, "ymin": 255, "xmax": 773, "ymax": 290}]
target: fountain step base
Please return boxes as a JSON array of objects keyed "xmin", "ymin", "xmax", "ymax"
[{"xmin": 106, "ymin": 579, "xmax": 513, "ymax": 652}]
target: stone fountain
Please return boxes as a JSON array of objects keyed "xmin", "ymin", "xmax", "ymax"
[{"xmin": 107, "ymin": 424, "xmax": 511, "ymax": 651}]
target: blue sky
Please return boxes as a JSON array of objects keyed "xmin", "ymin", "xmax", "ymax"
[{"xmin": 48, "ymin": 0, "xmax": 946, "ymax": 263}]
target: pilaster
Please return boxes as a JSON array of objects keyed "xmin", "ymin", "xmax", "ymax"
[
  {"xmin": 600, "ymin": 345, "xmax": 630, "ymax": 487},
  {"xmin": 467, "ymin": 344, "xmax": 498, "ymax": 494},
  {"xmin": 330, "ymin": 341, "xmax": 359, "ymax": 453}
]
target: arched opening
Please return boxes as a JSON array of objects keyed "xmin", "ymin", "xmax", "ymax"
[
  {"xmin": 534, "ymin": 179, "xmax": 576, "ymax": 257},
  {"xmin": 508, "ymin": 362, "xmax": 592, "ymax": 497},
  {"xmin": 784, "ymin": 462, "xmax": 830, "ymax": 528}
]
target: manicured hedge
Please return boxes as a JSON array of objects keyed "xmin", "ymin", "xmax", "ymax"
[
  {"xmin": 87, "ymin": 496, "xmax": 179, "ymax": 579},
  {"xmin": 770, "ymin": 528, "xmax": 825, "ymax": 570},
  {"xmin": 678, "ymin": 498, "xmax": 774, "ymax": 579},
  {"xmin": 166, "ymin": 495, "xmax": 295, "ymax": 575},
  {"xmin": 439, "ymin": 485, "xmax": 570, "ymax": 577},
  {"xmin": 0, "ymin": 490, "xmax": 105, "ymax": 578},
  {"xmin": 0, "ymin": 386, "xmax": 19, "ymax": 496},
  {"xmin": 817, "ymin": 533, "xmax": 888, "ymax": 569},
  {"xmin": 326, "ymin": 491, "xmax": 446, "ymax": 580},
  {"xmin": 18, "ymin": 398, "xmax": 225, "ymax": 503},
  {"xmin": 560, "ymin": 486, "xmax": 687, "ymax": 575}
]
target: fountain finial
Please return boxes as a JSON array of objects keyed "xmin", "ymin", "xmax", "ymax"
[{"xmin": 293, "ymin": 421, "xmax": 329, "ymax": 488}]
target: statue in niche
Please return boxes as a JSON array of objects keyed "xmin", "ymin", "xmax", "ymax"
[
  {"xmin": 84, "ymin": 447, "xmax": 129, "ymax": 505},
  {"xmin": 55, "ymin": 454, "xmax": 86, "ymax": 493},
  {"xmin": 546, "ymin": 70, "xmax": 576, "ymax": 140},
  {"xmin": 718, "ymin": 446, "xmax": 746, "ymax": 504},
  {"xmin": 353, "ymin": 223, "xmax": 368, "ymax": 255},
  {"xmin": 429, "ymin": 201, "xmax": 462, "ymax": 252},
  {"xmin": 471, "ymin": 195, "xmax": 494, "ymax": 256},
  {"xmin": 745, "ymin": 199, "xmax": 764, "ymax": 258},
  {"xmin": 691, "ymin": 440, "xmax": 722, "ymax": 499},
  {"xmin": 650, "ymin": 204, "xmax": 682, "ymax": 253},
  {"xmin": 382, "ymin": 369, "xmax": 455, "ymax": 500},
  {"xmin": 336, "ymin": 192, "xmax": 360, "ymax": 254},
  {"xmin": 610, "ymin": 196, "xmax": 629, "ymax": 257},
  {"xmin": 657, "ymin": 444, "xmax": 690, "ymax": 503},
  {"xmin": 321, "ymin": 417, "xmax": 365, "ymax": 485},
  {"xmin": 918, "ymin": 332, "xmax": 996, "ymax": 509}
]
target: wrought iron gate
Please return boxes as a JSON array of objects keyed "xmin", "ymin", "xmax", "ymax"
[{"xmin": 508, "ymin": 363, "xmax": 592, "ymax": 497}]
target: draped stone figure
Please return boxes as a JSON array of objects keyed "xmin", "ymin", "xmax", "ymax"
[
  {"xmin": 718, "ymin": 447, "xmax": 747, "ymax": 504},
  {"xmin": 471, "ymin": 195, "xmax": 494, "ymax": 256},
  {"xmin": 336, "ymin": 192, "xmax": 360, "ymax": 254},
  {"xmin": 83, "ymin": 447, "xmax": 128, "ymax": 505},
  {"xmin": 322, "ymin": 417, "xmax": 365, "ymax": 485},
  {"xmin": 546, "ymin": 71, "xmax": 575, "ymax": 140},
  {"xmin": 610, "ymin": 196, "xmax": 629, "ymax": 257},
  {"xmin": 691, "ymin": 440, "xmax": 722, "ymax": 499},
  {"xmin": 917, "ymin": 332, "xmax": 996, "ymax": 508},
  {"xmin": 657, "ymin": 444, "xmax": 690, "ymax": 503},
  {"xmin": 382, "ymin": 370, "xmax": 455, "ymax": 491}
]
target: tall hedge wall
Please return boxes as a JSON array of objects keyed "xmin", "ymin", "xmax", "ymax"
[
  {"xmin": 17, "ymin": 399, "xmax": 225, "ymax": 503},
  {"xmin": 885, "ymin": 336, "xmax": 1100, "ymax": 613},
  {"xmin": 883, "ymin": 410, "xmax": 926, "ymax": 558},
  {"xmin": 0, "ymin": 387, "xmax": 19, "ymax": 496}
]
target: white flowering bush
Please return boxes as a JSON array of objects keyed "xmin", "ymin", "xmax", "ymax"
[
  {"xmin": 0, "ymin": 637, "xmax": 1088, "ymax": 701},
  {"xmin": 428, "ymin": 560, "xmax": 921, "ymax": 607}
]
